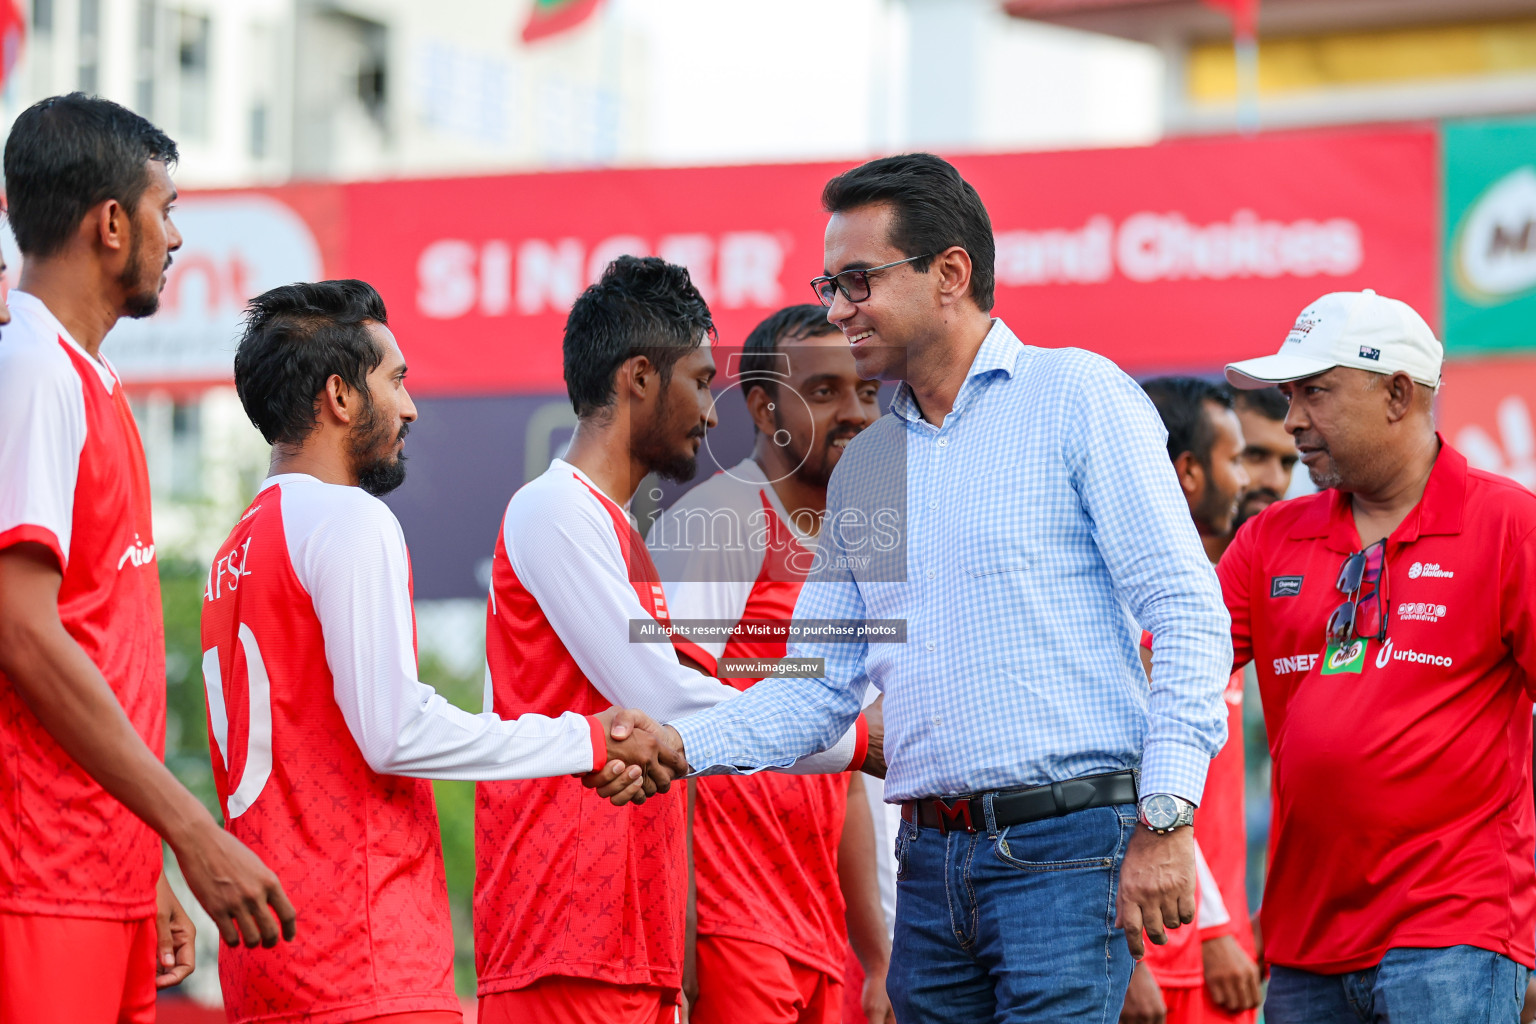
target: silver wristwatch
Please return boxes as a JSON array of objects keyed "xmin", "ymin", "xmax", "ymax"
[{"xmin": 1137, "ymin": 794, "xmax": 1196, "ymax": 834}]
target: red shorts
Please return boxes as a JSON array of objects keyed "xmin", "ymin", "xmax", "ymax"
[
  {"xmin": 1162, "ymin": 984, "xmax": 1204, "ymax": 1024},
  {"xmin": 693, "ymin": 934, "xmax": 842, "ymax": 1024},
  {"xmin": 356, "ymin": 1014, "xmax": 462, "ymax": 1024},
  {"xmin": 1199, "ymin": 988, "xmax": 1256, "ymax": 1024},
  {"xmin": 478, "ymin": 978, "xmax": 676, "ymax": 1024},
  {"xmin": 0, "ymin": 912, "xmax": 156, "ymax": 1024}
]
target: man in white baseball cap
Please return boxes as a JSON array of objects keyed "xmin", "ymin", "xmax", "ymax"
[
  {"xmin": 1216, "ymin": 289, "xmax": 1536, "ymax": 1023},
  {"xmin": 1225, "ymin": 288, "xmax": 1441, "ymax": 392}
]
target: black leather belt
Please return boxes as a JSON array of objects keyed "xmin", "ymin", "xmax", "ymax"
[{"xmin": 900, "ymin": 770, "xmax": 1138, "ymax": 835}]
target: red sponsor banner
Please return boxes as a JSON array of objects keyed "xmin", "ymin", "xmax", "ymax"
[
  {"xmin": 87, "ymin": 126, "xmax": 1437, "ymax": 395},
  {"xmin": 1438, "ymin": 357, "xmax": 1536, "ymax": 491},
  {"xmin": 345, "ymin": 126, "xmax": 1437, "ymax": 396}
]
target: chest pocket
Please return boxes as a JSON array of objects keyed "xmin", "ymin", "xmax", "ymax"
[{"xmin": 958, "ymin": 473, "xmax": 1038, "ymax": 577}]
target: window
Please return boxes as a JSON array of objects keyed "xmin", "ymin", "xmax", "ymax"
[
  {"xmin": 134, "ymin": 1, "xmax": 157, "ymax": 117},
  {"xmin": 78, "ymin": 0, "xmax": 100, "ymax": 93},
  {"xmin": 174, "ymin": 10, "xmax": 210, "ymax": 139},
  {"xmin": 31, "ymin": 0, "xmax": 51, "ymax": 35}
]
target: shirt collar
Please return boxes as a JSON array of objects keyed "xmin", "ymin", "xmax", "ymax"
[
  {"xmin": 9, "ymin": 289, "xmax": 118, "ymax": 393},
  {"xmin": 1289, "ymin": 434, "xmax": 1466, "ymax": 551},
  {"xmin": 890, "ymin": 318, "xmax": 1023, "ymax": 425}
]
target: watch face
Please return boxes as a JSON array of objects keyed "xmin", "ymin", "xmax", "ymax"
[{"xmin": 1143, "ymin": 795, "xmax": 1180, "ymax": 829}]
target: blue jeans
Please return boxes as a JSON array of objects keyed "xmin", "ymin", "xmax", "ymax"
[
  {"xmin": 1266, "ymin": 945, "xmax": 1531, "ymax": 1024},
  {"xmin": 886, "ymin": 802, "xmax": 1138, "ymax": 1023}
]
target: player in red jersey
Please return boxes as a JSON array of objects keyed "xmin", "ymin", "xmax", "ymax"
[
  {"xmin": 205, "ymin": 280, "xmax": 679, "ymax": 1024},
  {"xmin": 1123, "ymin": 378, "xmax": 1265, "ymax": 1024},
  {"xmin": 0, "ymin": 94, "xmax": 295, "ymax": 1024},
  {"xmin": 477, "ymin": 258, "xmax": 873, "ymax": 1024},
  {"xmin": 645, "ymin": 304, "xmax": 894, "ymax": 1024}
]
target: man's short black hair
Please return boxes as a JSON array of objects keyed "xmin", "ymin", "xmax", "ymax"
[
  {"xmin": 564, "ymin": 255, "xmax": 714, "ymax": 418},
  {"xmin": 1141, "ymin": 375, "xmax": 1233, "ymax": 467},
  {"xmin": 1230, "ymin": 384, "xmax": 1288, "ymax": 422},
  {"xmin": 821, "ymin": 153, "xmax": 995, "ymax": 311},
  {"xmin": 738, "ymin": 303, "xmax": 840, "ymax": 400},
  {"xmin": 235, "ymin": 280, "xmax": 388, "ymax": 446},
  {"xmin": 4, "ymin": 93, "xmax": 178, "ymax": 259}
]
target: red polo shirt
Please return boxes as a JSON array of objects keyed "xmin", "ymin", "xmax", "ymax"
[{"xmin": 1218, "ymin": 440, "xmax": 1536, "ymax": 974}]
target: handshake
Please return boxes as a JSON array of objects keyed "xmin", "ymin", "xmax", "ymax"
[{"xmin": 579, "ymin": 708, "xmax": 690, "ymax": 806}]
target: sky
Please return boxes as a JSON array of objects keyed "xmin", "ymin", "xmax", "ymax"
[{"xmin": 611, "ymin": 0, "xmax": 1163, "ymax": 166}]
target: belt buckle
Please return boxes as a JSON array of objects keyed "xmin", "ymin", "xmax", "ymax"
[{"xmin": 933, "ymin": 797, "xmax": 975, "ymax": 835}]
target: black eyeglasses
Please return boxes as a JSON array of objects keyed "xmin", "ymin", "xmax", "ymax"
[
  {"xmin": 1326, "ymin": 539, "xmax": 1387, "ymax": 645},
  {"xmin": 809, "ymin": 254, "xmax": 934, "ymax": 308}
]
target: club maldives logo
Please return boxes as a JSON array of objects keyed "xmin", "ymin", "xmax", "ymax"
[
  {"xmin": 1397, "ymin": 601, "xmax": 1447, "ymax": 623},
  {"xmin": 1407, "ymin": 561, "xmax": 1454, "ymax": 579},
  {"xmin": 1453, "ymin": 165, "xmax": 1536, "ymax": 304}
]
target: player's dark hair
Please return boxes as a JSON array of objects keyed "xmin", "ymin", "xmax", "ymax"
[
  {"xmin": 564, "ymin": 255, "xmax": 714, "ymax": 418},
  {"xmin": 235, "ymin": 280, "xmax": 389, "ymax": 446},
  {"xmin": 1141, "ymin": 375, "xmax": 1233, "ymax": 468},
  {"xmin": 738, "ymin": 303, "xmax": 840, "ymax": 401},
  {"xmin": 3, "ymin": 93, "xmax": 178, "ymax": 259},
  {"xmin": 821, "ymin": 152, "xmax": 995, "ymax": 311},
  {"xmin": 1230, "ymin": 384, "xmax": 1288, "ymax": 422}
]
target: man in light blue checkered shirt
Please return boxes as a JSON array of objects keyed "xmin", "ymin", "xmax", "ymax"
[{"xmin": 664, "ymin": 154, "xmax": 1232, "ymax": 1023}]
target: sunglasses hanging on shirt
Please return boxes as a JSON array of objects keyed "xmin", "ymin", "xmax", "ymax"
[{"xmin": 1320, "ymin": 539, "xmax": 1388, "ymax": 675}]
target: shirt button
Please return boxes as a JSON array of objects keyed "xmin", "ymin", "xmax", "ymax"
[
  {"xmin": 937, "ymin": 438, "xmax": 948, "ymax": 447},
  {"xmin": 925, "ymin": 640, "xmax": 936, "ymax": 651},
  {"xmin": 928, "ymin": 499, "xmax": 939, "ymax": 509},
  {"xmin": 926, "ymin": 569, "xmax": 936, "ymax": 579}
]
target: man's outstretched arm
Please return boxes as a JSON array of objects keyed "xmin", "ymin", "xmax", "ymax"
[{"xmin": 0, "ymin": 543, "xmax": 297, "ymax": 949}]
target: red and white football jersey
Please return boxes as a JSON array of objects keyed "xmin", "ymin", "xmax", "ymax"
[
  {"xmin": 202, "ymin": 474, "xmax": 602, "ymax": 1024},
  {"xmin": 478, "ymin": 459, "xmax": 860, "ymax": 998},
  {"xmin": 648, "ymin": 458, "xmax": 851, "ymax": 978},
  {"xmin": 0, "ymin": 290, "xmax": 164, "ymax": 921}
]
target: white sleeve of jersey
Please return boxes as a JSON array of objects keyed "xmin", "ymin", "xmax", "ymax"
[
  {"xmin": 0, "ymin": 341, "xmax": 85, "ymax": 567},
  {"xmin": 1193, "ymin": 838, "xmax": 1231, "ymax": 929},
  {"xmin": 290, "ymin": 486, "xmax": 598, "ymax": 780},
  {"xmin": 506, "ymin": 484, "xmax": 744, "ymax": 722},
  {"xmin": 508, "ymin": 479, "xmax": 860, "ymax": 773},
  {"xmin": 646, "ymin": 499, "xmax": 759, "ymax": 663}
]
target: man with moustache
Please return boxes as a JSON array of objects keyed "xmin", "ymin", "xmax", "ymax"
[
  {"xmin": 1229, "ymin": 387, "xmax": 1300, "ymax": 537},
  {"xmin": 475, "ymin": 258, "xmax": 872, "ymax": 1024},
  {"xmin": 1124, "ymin": 378, "xmax": 1261, "ymax": 1024},
  {"xmin": 663, "ymin": 154, "xmax": 1232, "ymax": 1021},
  {"xmin": 0, "ymin": 94, "xmax": 295, "ymax": 1023},
  {"xmin": 1221, "ymin": 289, "xmax": 1536, "ymax": 1022},
  {"xmin": 647, "ymin": 304, "xmax": 894, "ymax": 1024},
  {"xmin": 202, "ymin": 280, "xmax": 677, "ymax": 1024}
]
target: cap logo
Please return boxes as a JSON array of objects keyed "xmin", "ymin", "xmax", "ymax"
[
  {"xmin": 1358, "ymin": 345, "xmax": 1380, "ymax": 361},
  {"xmin": 1285, "ymin": 315, "xmax": 1319, "ymax": 345}
]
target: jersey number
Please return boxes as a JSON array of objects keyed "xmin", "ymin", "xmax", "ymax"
[{"xmin": 201, "ymin": 623, "xmax": 273, "ymax": 819}]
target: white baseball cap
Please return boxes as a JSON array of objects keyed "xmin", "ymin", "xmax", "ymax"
[{"xmin": 1225, "ymin": 289, "xmax": 1442, "ymax": 390}]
